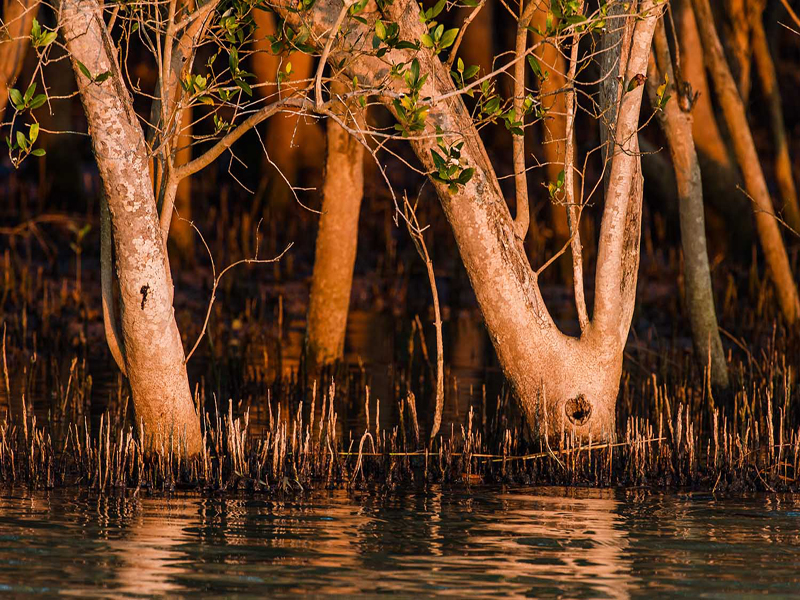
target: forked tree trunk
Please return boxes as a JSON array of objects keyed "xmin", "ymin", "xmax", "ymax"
[
  {"xmin": 646, "ymin": 21, "xmax": 729, "ymax": 390},
  {"xmin": 275, "ymin": 0, "xmax": 662, "ymax": 440},
  {"xmin": 751, "ymin": 5, "xmax": 800, "ymax": 233},
  {"xmin": 60, "ymin": 0, "xmax": 202, "ymax": 453},
  {"xmin": 306, "ymin": 82, "xmax": 364, "ymax": 367},
  {"xmin": 0, "ymin": 0, "xmax": 38, "ymax": 121},
  {"xmin": 691, "ymin": 0, "xmax": 800, "ymax": 325}
]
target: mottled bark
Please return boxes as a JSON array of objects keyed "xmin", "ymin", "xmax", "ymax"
[
  {"xmin": 60, "ymin": 0, "xmax": 202, "ymax": 453},
  {"xmin": 751, "ymin": 6, "xmax": 800, "ymax": 232},
  {"xmin": 691, "ymin": 0, "xmax": 800, "ymax": 325},
  {"xmin": 274, "ymin": 0, "xmax": 661, "ymax": 441},
  {"xmin": 0, "ymin": 0, "xmax": 38, "ymax": 121},
  {"xmin": 306, "ymin": 81, "xmax": 364, "ymax": 367},
  {"xmin": 646, "ymin": 21, "xmax": 729, "ymax": 389}
]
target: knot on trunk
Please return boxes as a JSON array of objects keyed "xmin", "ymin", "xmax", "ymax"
[{"xmin": 565, "ymin": 394, "xmax": 592, "ymax": 426}]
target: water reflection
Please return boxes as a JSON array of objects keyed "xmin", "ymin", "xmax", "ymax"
[{"xmin": 0, "ymin": 488, "xmax": 799, "ymax": 596}]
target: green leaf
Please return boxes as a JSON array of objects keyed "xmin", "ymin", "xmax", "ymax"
[
  {"xmin": 31, "ymin": 148, "xmax": 46, "ymax": 157},
  {"xmin": 556, "ymin": 169, "xmax": 565, "ymax": 189},
  {"xmin": 375, "ymin": 19, "xmax": 386, "ymax": 40},
  {"xmin": 31, "ymin": 18, "xmax": 41, "ymax": 40},
  {"xmin": 29, "ymin": 94, "xmax": 47, "ymax": 110},
  {"xmin": 28, "ymin": 123, "xmax": 39, "ymax": 143},
  {"xmin": 24, "ymin": 82, "xmax": 36, "ymax": 104},
  {"xmin": 16, "ymin": 131, "xmax": 27, "ymax": 151},
  {"xmin": 94, "ymin": 71, "xmax": 111, "ymax": 84},
  {"xmin": 420, "ymin": 33, "xmax": 434, "ymax": 48},
  {"xmin": 9, "ymin": 88, "xmax": 23, "ymax": 109},
  {"xmin": 457, "ymin": 168, "xmax": 474, "ymax": 185},
  {"xmin": 235, "ymin": 78, "xmax": 252, "ymax": 96},
  {"xmin": 430, "ymin": 0, "xmax": 445, "ymax": 18},
  {"xmin": 77, "ymin": 61, "xmax": 92, "ymax": 80},
  {"xmin": 527, "ymin": 55, "xmax": 544, "ymax": 79},
  {"xmin": 440, "ymin": 28, "xmax": 458, "ymax": 50},
  {"xmin": 41, "ymin": 31, "xmax": 58, "ymax": 47}
]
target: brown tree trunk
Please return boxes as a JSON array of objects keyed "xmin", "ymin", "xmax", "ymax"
[
  {"xmin": 646, "ymin": 21, "xmax": 729, "ymax": 389},
  {"xmin": 60, "ymin": 0, "xmax": 202, "ymax": 453},
  {"xmin": 306, "ymin": 82, "xmax": 364, "ymax": 367},
  {"xmin": 677, "ymin": 0, "xmax": 752, "ymax": 246},
  {"xmin": 252, "ymin": 9, "xmax": 322, "ymax": 210},
  {"xmin": 529, "ymin": 2, "xmax": 571, "ymax": 257},
  {"xmin": 751, "ymin": 4, "xmax": 800, "ymax": 233},
  {"xmin": 0, "ymin": 0, "xmax": 38, "ymax": 121},
  {"xmin": 276, "ymin": 0, "xmax": 661, "ymax": 441},
  {"xmin": 169, "ymin": 105, "xmax": 195, "ymax": 265},
  {"xmin": 691, "ymin": 0, "xmax": 800, "ymax": 325}
]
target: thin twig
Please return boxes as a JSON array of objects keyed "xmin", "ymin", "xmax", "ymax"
[
  {"xmin": 403, "ymin": 195, "xmax": 444, "ymax": 441},
  {"xmin": 182, "ymin": 218, "xmax": 293, "ymax": 363},
  {"xmin": 564, "ymin": 1, "xmax": 589, "ymax": 331},
  {"xmin": 445, "ymin": 0, "xmax": 487, "ymax": 70},
  {"xmin": 314, "ymin": 0, "xmax": 356, "ymax": 111}
]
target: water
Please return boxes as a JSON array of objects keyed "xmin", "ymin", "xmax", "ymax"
[{"xmin": 0, "ymin": 488, "xmax": 798, "ymax": 597}]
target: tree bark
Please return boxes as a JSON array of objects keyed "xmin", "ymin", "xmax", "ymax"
[
  {"xmin": 677, "ymin": 0, "xmax": 752, "ymax": 248},
  {"xmin": 751, "ymin": 5, "xmax": 800, "ymax": 233},
  {"xmin": 0, "ymin": 0, "xmax": 38, "ymax": 121},
  {"xmin": 691, "ymin": 0, "xmax": 800, "ymax": 325},
  {"xmin": 646, "ymin": 21, "xmax": 729, "ymax": 389},
  {"xmin": 252, "ymin": 8, "xmax": 322, "ymax": 210},
  {"xmin": 306, "ymin": 81, "xmax": 364, "ymax": 367},
  {"xmin": 169, "ymin": 105, "xmax": 196, "ymax": 265},
  {"xmin": 529, "ymin": 2, "xmax": 571, "ymax": 258},
  {"xmin": 273, "ymin": 0, "xmax": 661, "ymax": 441},
  {"xmin": 60, "ymin": 0, "xmax": 202, "ymax": 453}
]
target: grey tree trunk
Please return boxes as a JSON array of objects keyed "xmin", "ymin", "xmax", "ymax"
[
  {"xmin": 646, "ymin": 21, "xmax": 729, "ymax": 390},
  {"xmin": 60, "ymin": 0, "xmax": 202, "ymax": 453}
]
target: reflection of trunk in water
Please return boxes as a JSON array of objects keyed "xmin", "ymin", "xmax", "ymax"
[{"xmin": 111, "ymin": 499, "xmax": 194, "ymax": 596}]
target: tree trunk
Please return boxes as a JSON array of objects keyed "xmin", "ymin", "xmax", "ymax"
[
  {"xmin": 0, "ymin": 0, "xmax": 38, "ymax": 121},
  {"xmin": 529, "ymin": 2, "xmax": 571, "ymax": 260},
  {"xmin": 751, "ymin": 5, "xmax": 800, "ymax": 233},
  {"xmin": 169, "ymin": 105, "xmax": 196, "ymax": 265},
  {"xmin": 306, "ymin": 82, "xmax": 364, "ymax": 367},
  {"xmin": 677, "ymin": 0, "xmax": 752, "ymax": 248},
  {"xmin": 646, "ymin": 21, "xmax": 729, "ymax": 390},
  {"xmin": 252, "ymin": 9, "xmax": 322, "ymax": 210},
  {"xmin": 275, "ymin": 0, "xmax": 661, "ymax": 441},
  {"xmin": 691, "ymin": 0, "xmax": 800, "ymax": 325},
  {"xmin": 60, "ymin": 0, "xmax": 202, "ymax": 453}
]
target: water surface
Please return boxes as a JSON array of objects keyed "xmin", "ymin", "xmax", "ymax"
[{"xmin": 1, "ymin": 487, "xmax": 798, "ymax": 597}]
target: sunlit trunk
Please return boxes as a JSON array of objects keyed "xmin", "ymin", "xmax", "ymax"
[
  {"xmin": 61, "ymin": 0, "xmax": 202, "ymax": 453},
  {"xmin": 691, "ymin": 0, "xmax": 800, "ymax": 325},
  {"xmin": 252, "ymin": 9, "xmax": 322, "ymax": 210},
  {"xmin": 0, "ymin": 0, "xmax": 38, "ymax": 121},
  {"xmin": 306, "ymin": 82, "xmax": 364, "ymax": 367},
  {"xmin": 275, "ymin": 0, "xmax": 662, "ymax": 440},
  {"xmin": 677, "ymin": 0, "xmax": 751, "ymax": 246},
  {"xmin": 751, "ymin": 6, "xmax": 800, "ymax": 233}
]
